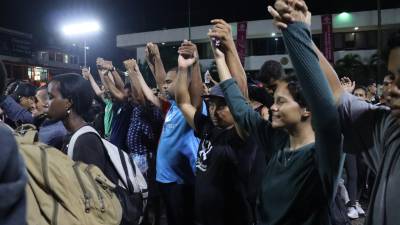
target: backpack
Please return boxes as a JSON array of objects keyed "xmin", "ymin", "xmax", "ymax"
[
  {"xmin": 14, "ymin": 124, "xmax": 123, "ymax": 225},
  {"xmin": 67, "ymin": 125, "xmax": 148, "ymax": 225}
]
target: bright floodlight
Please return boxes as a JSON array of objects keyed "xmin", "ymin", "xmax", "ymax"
[{"xmin": 62, "ymin": 21, "xmax": 101, "ymax": 36}]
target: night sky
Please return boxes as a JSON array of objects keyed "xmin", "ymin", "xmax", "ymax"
[{"xmin": 0, "ymin": 0, "xmax": 399, "ymax": 67}]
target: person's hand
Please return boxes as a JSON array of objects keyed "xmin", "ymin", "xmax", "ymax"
[
  {"xmin": 208, "ymin": 19, "xmax": 235, "ymax": 52},
  {"xmin": 178, "ymin": 53, "xmax": 196, "ymax": 69},
  {"xmin": 123, "ymin": 59, "xmax": 136, "ymax": 72},
  {"xmin": 103, "ymin": 60, "xmax": 114, "ymax": 71},
  {"xmin": 96, "ymin": 57, "xmax": 105, "ymax": 68},
  {"xmin": 146, "ymin": 42, "xmax": 161, "ymax": 64},
  {"xmin": 202, "ymin": 83, "xmax": 210, "ymax": 95},
  {"xmin": 267, "ymin": 0, "xmax": 311, "ymax": 29},
  {"xmin": 209, "ymin": 35, "xmax": 226, "ymax": 61},
  {"xmin": 82, "ymin": 67, "xmax": 91, "ymax": 80},
  {"xmin": 178, "ymin": 40, "xmax": 199, "ymax": 63},
  {"xmin": 340, "ymin": 77, "xmax": 356, "ymax": 93},
  {"xmin": 123, "ymin": 59, "xmax": 140, "ymax": 74}
]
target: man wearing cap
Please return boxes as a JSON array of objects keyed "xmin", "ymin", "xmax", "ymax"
[{"xmin": 175, "ymin": 53, "xmax": 260, "ymax": 225}]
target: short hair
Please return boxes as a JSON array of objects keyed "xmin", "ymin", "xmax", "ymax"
[
  {"xmin": 353, "ymin": 85, "xmax": 368, "ymax": 95},
  {"xmin": 51, "ymin": 73, "xmax": 95, "ymax": 118},
  {"xmin": 12, "ymin": 82, "xmax": 37, "ymax": 102},
  {"xmin": 256, "ymin": 60, "xmax": 284, "ymax": 85},
  {"xmin": 385, "ymin": 30, "xmax": 400, "ymax": 62},
  {"xmin": 248, "ymin": 85, "xmax": 274, "ymax": 108},
  {"xmin": 281, "ymin": 73, "xmax": 308, "ymax": 108}
]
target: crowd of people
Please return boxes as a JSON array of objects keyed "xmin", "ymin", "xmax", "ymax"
[{"xmin": 1, "ymin": 0, "xmax": 400, "ymax": 225}]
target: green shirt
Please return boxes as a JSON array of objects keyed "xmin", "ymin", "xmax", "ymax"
[{"xmin": 104, "ymin": 98, "xmax": 113, "ymax": 139}]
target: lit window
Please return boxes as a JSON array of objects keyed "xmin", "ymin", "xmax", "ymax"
[{"xmin": 64, "ymin": 55, "xmax": 69, "ymax": 64}]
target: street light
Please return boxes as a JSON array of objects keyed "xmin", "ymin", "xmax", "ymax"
[{"xmin": 61, "ymin": 21, "xmax": 101, "ymax": 67}]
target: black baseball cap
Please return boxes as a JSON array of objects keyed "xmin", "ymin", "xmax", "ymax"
[{"xmin": 203, "ymin": 84, "xmax": 225, "ymax": 99}]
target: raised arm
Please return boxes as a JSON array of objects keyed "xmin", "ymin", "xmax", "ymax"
[
  {"xmin": 124, "ymin": 59, "xmax": 146, "ymax": 105},
  {"xmin": 175, "ymin": 54, "xmax": 197, "ymax": 130},
  {"xmin": 102, "ymin": 60, "xmax": 125, "ymax": 93},
  {"xmin": 129, "ymin": 59, "xmax": 161, "ymax": 108},
  {"xmin": 82, "ymin": 68, "xmax": 104, "ymax": 99},
  {"xmin": 269, "ymin": 0, "xmax": 341, "ymax": 195},
  {"xmin": 312, "ymin": 43, "xmax": 344, "ymax": 103},
  {"xmin": 208, "ymin": 19, "xmax": 248, "ymax": 99},
  {"xmin": 211, "ymin": 39, "xmax": 267, "ymax": 142},
  {"xmin": 0, "ymin": 96, "xmax": 34, "ymax": 123},
  {"xmin": 103, "ymin": 71, "xmax": 126, "ymax": 102},
  {"xmin": 146, "ymin": 43, "xmax": 167, "ymax": 89},
  {"xmin": 178, "ymin": 41, "xmax": 203, "ymax": 109},
  {"xmin": 96, "ymin": 58, "xmax": 115, "ymax": 91}
]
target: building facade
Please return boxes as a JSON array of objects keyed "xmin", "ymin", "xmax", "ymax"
[
  {"xmin": 0, "ymin": 27, "xmax": 81, "ymax": 85},
  {"xmin": 116, "ymin": 8, "xmax": 400, "ymax": 73}
]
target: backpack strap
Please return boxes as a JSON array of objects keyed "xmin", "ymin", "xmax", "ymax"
[
  {"xmin": 67, "ymin": 126, "xmax": 99, "ymax": 158},
  {"xmin": 67, "ymin": 125, "xmax": 141, "ymax": 192},
  {"xmin": 118, "ymin": 148, "xmax": 135, "ymax": 193}
]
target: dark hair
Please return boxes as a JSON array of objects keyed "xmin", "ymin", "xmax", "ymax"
[
  {"xmin": 248, "ymin": 85, "xmax": 274, "ymax": 108},
  {"xmin": 366, "ymin": 78, "xmax": 376, "ymax": 86},
  {"xmin": 353, "ymin": 85, "xmax": 368, "ymax": 95},
  {"xmin": 281, "ymin": 73, "xmax": 308, "ymax": 108},
  {"xmin": 385, "ymin": 30, "xmax": 400, "ymax": 62},
  {"xmin": 12, "ymin": 82, "xmax": 37, "ymax": 103},
  {"xmin": 51, "ymin": 73, "xmax": 95, "ymax": 118},
  {"xmin": 256, "ymin": 60, "xmax": 284, "ymax": 85}
]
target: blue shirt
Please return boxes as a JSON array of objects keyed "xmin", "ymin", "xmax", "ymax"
[
  {"xmin": 126, "ymin": 104, "xmax": 163, "ymax": 155},
  {"xmin": 156, "ymin": 101, "xmax": 202, "ymax": 184},
  {"xmin": 110, "ymin": 102, "xmax": 132, "ymax": 150}
]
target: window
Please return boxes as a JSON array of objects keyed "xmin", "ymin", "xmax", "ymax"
[
  {"xmin": 56, "ymin": 53, "xmax": 63, "ymax": 63},
  {"xmin": 28, "ymin": 67, "xmax": 32, "ymax": 79},
  {"xmin": 312, "ymin": 34, "xmax": 322, "ymax": 49},
  {"xmin": 64, "ymin": 54, "xmax": 69, "ymax": 64},
  {"xmin": 248, "ymin": 37, "xmax": 286, "ymax": 56},
  {"xmin": 334, "ymin": 31, "xmax": 378, "ymax": 51},
  {"xmin": 29, "ymin": 67, "xmax": 48, "ymax": 81},
  {"xmin": 197, "ymin": 42, "xmax": 214, "ymax": 59},
  {"xmin": 49, "ymin": 52, "xmax": 55, "ymax": 61}
]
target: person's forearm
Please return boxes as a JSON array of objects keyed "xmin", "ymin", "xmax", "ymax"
[
  {"xmin": 188, "ymin": 62, "xmax": 203, "ymax": 109},
  {"xmin": 0, "ymin": 96, "xmax": 33, "ymax": 123},
  {"xmin": 111, "ymin": 70, "xmax": 125, "ymax": 92},
  {"xmin": 88, "ymin": 74, "xmax": 104, "ymax": 97},
  {"xmin": 137, "ymin": 72, "xmax": 161, "ymax": 107},
  {"xmin": 176, "ymin": 66, "xmax": 196, "ymax": 129},
  {"xmin": 225, "ymin": 45, "xmax": 248, "ymax": 98},
  {"xmin": 216, "ymin": 59, "xmax": 233, "ymax": 82},
  {"xmin": 176, "ymin": 67, "xmax": 192, "ymax": 106},
  {"xmin": 153, "ymin": 56, "xmax": 167, "ymax": 89},
  {"xmin": 146, "ymin": 59, "xmax": 156, "ymax": 77},
  {"xmin": 128, "ymin": 73, "xmax": 145, "ymax": 104},
  {"xmin": 312, "ymin": 43, "xmax": 344, "ymax": 103},
  {"xmin": 104, "ymin": 75, "xmax": 125, "ymax": 102},
  {"xmin": 98, "ymin": 70, "xmax": 110, "ymax": 91},
  {"xmin": 220, "ymin": 79, "xmax": 264, "ymax": 135}
]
